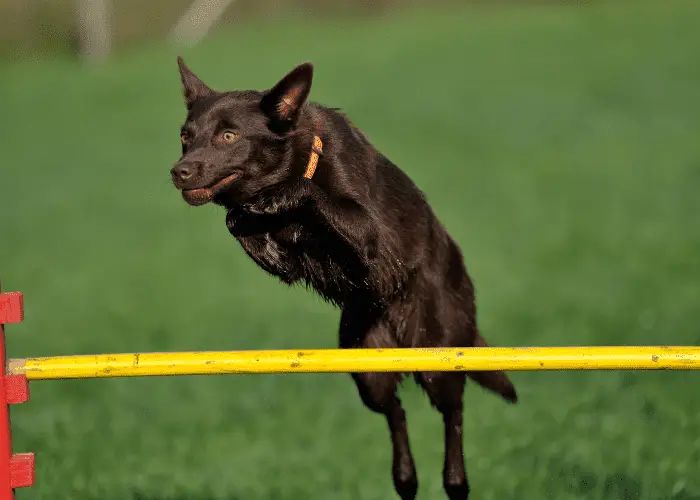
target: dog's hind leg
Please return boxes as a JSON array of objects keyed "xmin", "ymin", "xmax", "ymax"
[
  {"xmin": 416, "ymin": 371, "xmax": 470, "ymax": 500},
  {"xmin": 351, "ymin": 372, "xmax": 418, "ymax": 500},
  {"xmin": 339, "ymin": 307, "xmax": 418, "ymax": 500}
]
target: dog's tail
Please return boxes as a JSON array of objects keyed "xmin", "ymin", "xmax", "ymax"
[{"xmin": 466, "ymin": 332, "xmax": 518, "ymax": 404}]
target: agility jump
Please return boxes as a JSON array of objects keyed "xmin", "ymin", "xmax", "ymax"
[{"xmin": 2, "ymin": 286, "xmax": 699, "ymax": 499}]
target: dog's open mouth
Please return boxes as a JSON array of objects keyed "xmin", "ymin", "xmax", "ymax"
[{"xmin": 181, "ymin": 173, "xmax": 240, "ymax": 206}]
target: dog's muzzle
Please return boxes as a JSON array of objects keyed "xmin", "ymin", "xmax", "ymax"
[{"xmin": 170, "ymin": 161, "xmax": 240, "ymax": 206}]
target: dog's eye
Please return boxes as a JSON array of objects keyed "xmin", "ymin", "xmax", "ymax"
[
  {"xmin": 221, "ymin": 131, "xmax": 239, "ymax": 143},
  {"xmin": 180, "ymin": 134, "xmax": 188, "ymax": 145}
]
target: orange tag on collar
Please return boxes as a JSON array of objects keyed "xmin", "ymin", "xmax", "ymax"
[{"xmin": 303, "ymin": 135, "xmax": 323, "ymax": 179}]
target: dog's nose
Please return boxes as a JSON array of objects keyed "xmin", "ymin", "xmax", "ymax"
[{"xmin": 171, "ymin": 164, "xmax": 194, "ymax": 183}]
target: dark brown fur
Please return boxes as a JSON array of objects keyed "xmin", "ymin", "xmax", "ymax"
[{"xmin": 170, "ymin": 57, "xmax": 517, "ymax": 500}]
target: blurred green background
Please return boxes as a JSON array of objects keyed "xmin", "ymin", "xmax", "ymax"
[{"xmin": 1, "ymin": 1, "xmax": 699, "ymax": 499}]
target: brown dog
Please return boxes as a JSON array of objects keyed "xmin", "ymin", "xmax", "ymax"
[{"xmin": 170, "ymin": 57, "xmax": 517, "ymax": 500}]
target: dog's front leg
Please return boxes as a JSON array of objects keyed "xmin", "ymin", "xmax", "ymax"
[
  {"xmin": 310, "ymin": 192, "xmax": 408, "ymax": 301},
  {"xmin": 310, "ymin": 192, "xmax": 379, "ymax": 266}
]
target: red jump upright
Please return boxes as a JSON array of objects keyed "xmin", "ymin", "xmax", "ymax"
[{"xmin": 0, "ymin": 286, "xmax": 34, "ymax": 500}]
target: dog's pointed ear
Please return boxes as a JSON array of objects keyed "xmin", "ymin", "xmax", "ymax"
[
  {"xmin": 177, "ymin": 56, "xmax": 214, "ymax": 109},
  {"xmin": 260, "ymin": 62, "xmax": 314, "ymax": 128}
]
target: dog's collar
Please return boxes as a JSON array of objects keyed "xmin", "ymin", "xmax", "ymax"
[
  {"xmin": 303, "ymin": 135, "xmax": 323, "ymax": 179},
  {"xmin": 303, "ymin": 114, "xmax": 323, "ymax": 179}
]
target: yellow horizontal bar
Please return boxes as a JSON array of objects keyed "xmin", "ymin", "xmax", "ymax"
[{"xmin": 6, "ymin": 346, "xmax": 700, "ymax": 380}]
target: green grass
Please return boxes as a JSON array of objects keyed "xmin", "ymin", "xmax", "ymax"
[{"xmin": 2, "ymin": 1, "xmax": 700, "ymax": 499}]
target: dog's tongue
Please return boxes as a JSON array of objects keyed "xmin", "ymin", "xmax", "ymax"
[
  {"xmin": 181, "ymin": 173, "xmax": 240, "ymax": 207},
  {"xmin": 181, "ymin": 187, "xmax": 214, "ymax": 206}
]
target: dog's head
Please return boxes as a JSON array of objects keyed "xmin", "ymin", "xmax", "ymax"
[{"xmin": 170, "ymin": 57, "xmax": 314, "ymax": 207}]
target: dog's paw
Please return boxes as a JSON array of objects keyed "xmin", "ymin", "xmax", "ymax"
[
  {"xmin": 242, "ymin": 183, "xmax": 310, "ymax": 216},
  {"xmin": 241, "ymin": 203, "xmax": 261, "ymax": 215},
  {"xmin": 241, "ymin": 202, "xmax": 270, "ymax": 215},
  {"xmin": 243, "ymin": 199, "xmax": 289, "ymax": 215}
]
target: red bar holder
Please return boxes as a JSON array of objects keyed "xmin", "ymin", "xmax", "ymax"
[
  {"xmin": 1, "ymin": 289, "xmax": 34, "ymax": 500},
  {"xmin": 9, "ymin": 454, "xmax": 35, "ymax": 489}
]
